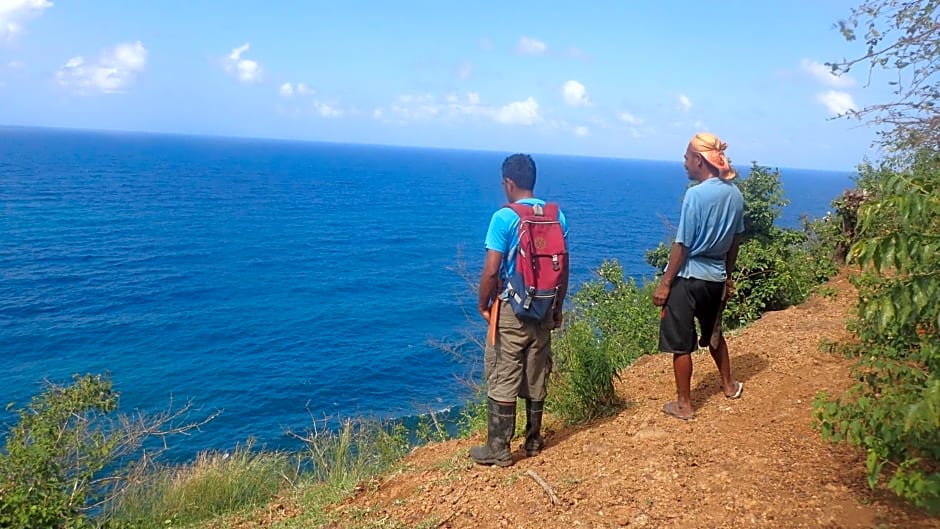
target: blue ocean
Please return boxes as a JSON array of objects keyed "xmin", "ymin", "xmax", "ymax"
[{"xmin": 0, "ymin": 127, "xmax": 852, "ymax": 461}]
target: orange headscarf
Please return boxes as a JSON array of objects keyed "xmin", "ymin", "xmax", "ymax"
[{"xmin": 689, "ymin": 132, "xmax": 737, "ymax": 181}]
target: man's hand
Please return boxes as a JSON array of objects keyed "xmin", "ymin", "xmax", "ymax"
[
  {"xmin": 653, "ymin": 282, "xmax": 671, "ymax": 307},
  {"xmin": 725, "ymin": 278, "xmax": 735, "ymax": 299},
  {"xmin": 552, "ymin": 308, "xmax": 564, "ymax": 329},
  {"xmin": 479, "ymin": 305, "xmax": 491, "ymax": 323},
  {"xmin": 655, "ymin": 243, "xmax": 687, "ymax": 307}
]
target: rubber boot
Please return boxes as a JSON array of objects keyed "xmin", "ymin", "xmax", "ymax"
[
  {"xmin": 469, "ymin": 399, "xmax": 516, "ymax": 467},
  {"xmin": 523, "ymin": 399, "xmax": 545, "ymax": 457}
]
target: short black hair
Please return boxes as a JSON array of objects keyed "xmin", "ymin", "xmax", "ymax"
[{"xmin": 501, "ymin": 153, "xmax": 536, "ymax": 191}]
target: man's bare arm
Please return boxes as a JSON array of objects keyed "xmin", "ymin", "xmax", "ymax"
[
  {"xmin": 478, "ymin": 250, "xmax": 503, "ymax": 321},
  {"xmin": 653, "ymin": 243, "xmax": 690, "ymax": 307}
]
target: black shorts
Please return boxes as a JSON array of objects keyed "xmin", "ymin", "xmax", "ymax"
[{"xmin": 658, "ymin": 277, "xmax": 725, "ymax": 354}]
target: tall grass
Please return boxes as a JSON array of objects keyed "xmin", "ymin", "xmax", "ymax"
[
  {"xmin": 105, "ymin": 443, "xmax": 297, "ymax": 528},
  {"xmin": 297, "ymin": 418, "xmax": 409, "ymax": 485},
  {"xmin": 103, "ymin": 417, "xmax": 411, "ymax": 528},
  {"xmin": 239, "ymin": 418, "xmax": 412, "ymax": 529}
]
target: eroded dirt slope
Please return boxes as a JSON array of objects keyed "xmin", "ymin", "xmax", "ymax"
[{"xmin": 313, "ymin": 273, "xmax": 938, "ymax": 528}]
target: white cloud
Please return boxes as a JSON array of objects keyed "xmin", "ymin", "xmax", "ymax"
[
  {"xmin": 391, "ymin": 93, "xmax": 440, "ymax": 121},
  {"xmin": 678, "ymin": 94, "xmax": 692, "ymax": 112},
  {"xmin": 225, "ymin": 43, "xmax": 261, "ymax": 83},
  {"xmin": 495, "ymin": 97, "xmax": 541, "ymax": 125},
  {"xmin": 817, "ymin": 90, "xmax": 856, "ymax": 115},
  {"xmin": 314, "ymin": 101, "xmax": 341, "ymax": 118},
  {"xmin": 56, "ymin": 41, "xmax": 147, "ymax": 94},
  {"xmin": 619, "ymin": 112, "xmax": 642, "ymax": 125},
  {"xmin": 574, "ymin": 126, "xmax": 589, "ymax": 137},
  {"xmin": 0, "ymin": 0, "xmax": 51, "ymax": 41},
  {"xmin": 801, "ymin": 59, "xmax": 855, "ymax": 88},
  {"xmin": 382, "ymin": 92, "xmax": 540, "ymax": 127},
  {"xmin": 562, "ymin": 80, "xmax": 590, "ymax": 107},
  {"xmin": 386, "ymin": 92, "xmax": 484, "ymax": 123},
  {"xmin": 517, "ymin": 36, "xmax": 547, "ymax": 55},
  {"xmin": 279, "ymin": 82, "xmax": 314, "ymax": 97},
  {"xmin": 280, "ymin": 81, "xmax": 340, "ymax": 118},
  {"xmin": 228, "ymin": 43, "xmax": 248, "ymax": 60}
]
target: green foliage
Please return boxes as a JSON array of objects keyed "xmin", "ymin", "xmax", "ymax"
[
  {"xmin": 455, "ymin": 398, "xmax": 487, "ymax": 439},
  {"xmin": 297, "ymin": 418, "xmax": 409, "ymax": 486},
  {"xmin": 644, "ymin": 241, "xmax": 670, "ymax": 272},
  {"xmin": 0, "ymin": 374, "xmax": 118, "ymax": 529},
  {"xmin": 738, "ymin": 163, "xmax": 789, "ymax": 240},
  {"xmin": 106, "ymin": 444, "xmax": 297, "ymax": 529},
  {"xmin": 814, "ymin": 150, "xmax": 940, "ymax": 513},
  {"xmin": 729, "ymin": 164, "xmax": 839, "ymax": 326},
  {"xmin": 550, "ymin": 260, "xmax": 659, "ymax": 423},
  {"xmin": 724, "ymin": 226, "xmax": 839, "ymax": 327},
  {"xmin": 413, "ymin": 411, "xmax": 450, "ymax": 444},
  {"xmin": 0, "ymin": 374, "xmax": 216, "ymax": 529}
]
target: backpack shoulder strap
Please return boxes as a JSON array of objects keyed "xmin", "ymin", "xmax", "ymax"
[
  {"xmin": 541, "ymin": 202, "xmax": 559, "ymax": 219},
  {"xmin": 504, "ymin": 203, "xmax": 533, "ymax": 218},
  {"xmin": 505, "ymin": 202, "xmax": 558, "ymax": 220}
]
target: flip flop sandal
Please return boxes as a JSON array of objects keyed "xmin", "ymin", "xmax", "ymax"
[
  {"xmin": 726, "ymin": 381, "xmax": 744, "ymax": 399},
  {"xmin": 662, "ymin": 401, "xmax": 694, "ymax": 420}
]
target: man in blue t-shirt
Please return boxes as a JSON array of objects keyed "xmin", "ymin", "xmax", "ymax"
[
  {"xmin": 470, "ymin": 153, "xmax": 569, "ymax": 467},
  {"xmin": 653, "ymin": 132, "xmax": 745, "ymax": 420}
]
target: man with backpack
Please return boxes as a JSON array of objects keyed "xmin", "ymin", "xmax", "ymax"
[
  {"xmin": 470, "ymin": 153, "xmax": 569, "ymax": 467},
  {"xmin": 653, "ymin": 132, "xmax": 745, "ymax": 421}
]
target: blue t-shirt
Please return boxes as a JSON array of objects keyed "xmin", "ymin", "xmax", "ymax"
[
  {"xmin": 672, "ymin": 178, "xmax": 744, "ymax": 282},
  {"xmin": 484, "ymin": 198, "xmax": 569, "ymax": 290}
]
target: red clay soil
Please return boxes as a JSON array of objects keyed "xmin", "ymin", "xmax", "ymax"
[{"xmin": 319, "ymin": 272, "xmax": 938, "ymax": 528}]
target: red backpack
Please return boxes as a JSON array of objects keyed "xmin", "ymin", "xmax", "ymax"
[{"xmin": 504, "ymin": 202, "xmax": 568, "ymax": 322}]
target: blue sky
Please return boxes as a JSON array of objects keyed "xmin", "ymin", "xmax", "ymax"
[{"xmin": 0, "ymin": 1, "xmax": 894, "ymax": 170}]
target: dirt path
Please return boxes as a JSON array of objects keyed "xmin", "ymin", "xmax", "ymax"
[{"xmin": 324, "ymin": 272, "xmax": 938, "ymax": 529}]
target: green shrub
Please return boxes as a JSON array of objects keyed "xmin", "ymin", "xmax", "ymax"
[
  {"xmin": 738, "ymin": 163, "xmax": 788, "ymax": 240},
  {"xmin": 724, "ymin": 226, "xmax": 839, "ymax": 327},
  {"xmin": 550, "ymin": 261, "xmax": 659, "ymax": 423},
  {"xmin": 721, "ymin": 163, "xmax": 840, "ymax": 325},
  {"xmin": 0, "ymin": 374, "xmax": 216, "ymax": 529},
  {"xmin": 0, "ymin": 374, "xmax": 118, "ymax": 529},
  {"xmin": 814, "ymin": 151, "xmax": 940, "ymax": 513}
]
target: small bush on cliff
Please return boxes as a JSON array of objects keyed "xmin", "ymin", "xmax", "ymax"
[
  {"xmin": 550, "ymin": 260, "xmax": 660, "ymax": 423},
  {"xmin": 0, "ymin": 374, "xmax": 213, "ymax": 529}
]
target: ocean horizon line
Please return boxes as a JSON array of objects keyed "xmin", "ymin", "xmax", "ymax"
[{"xmin": 0, "ymin": 123, "xmax": 857, "ymax": 176}]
